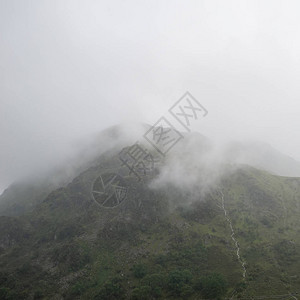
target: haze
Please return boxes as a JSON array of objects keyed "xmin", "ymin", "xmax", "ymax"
[{"xmin": 1, "ymin": 0, "xmax": 300, "ymax": 193}]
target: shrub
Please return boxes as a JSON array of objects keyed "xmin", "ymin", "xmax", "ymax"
[
  {"xmin": 140, "ymin": 273, "xmax": 166, "ymax": 298},
  {"xmin": 167, "ymin": 269, "xmax": 193, "ymax": 296},
  {"xmin": 96, "ymin": 277, "xmax": 125, "ymax": 300},
  {"xmin": 131, "ymin": 285, "xmax": 151, "ymax": 300},
  {"xmin": 132, "ymin": 263, "xmax": 147, "ymax": 279},
  {"xmin": 195, "ymin": 273, "xmax": 227, "ymax": 299},
  {"xmin": 142, "ymin": 273, "xmax": 166, "ymax": 288}
]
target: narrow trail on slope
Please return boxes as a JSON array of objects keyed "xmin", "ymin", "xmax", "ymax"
[{"xmin": 220, "ymin": 190, "xmax": 247, "ymax": 278}]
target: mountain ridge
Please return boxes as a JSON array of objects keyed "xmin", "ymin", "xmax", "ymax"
[
  {"xmin": 1, "ymin": 123, "xmax": 300, "ymax": 217},
  {"xmin": 0, "ymin": 133, "xmax": 299, "ymax": 298}
]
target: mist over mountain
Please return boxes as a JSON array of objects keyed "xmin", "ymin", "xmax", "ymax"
[
  {"xmin": 0, "ymin": 123, "xmax": 300, "ymax": 299},
  {"xmin": 1, "ymin": 1, "xmax": 300, "ymax": 299},
  {"xmin": 223, "ymin": 140, "xmax": 300, "ymax": 178},
  {"xmin": 1, "ymin": 123, "xmax": 300, "ymax": 216},
  {"xmin": 0, "ymin": 123, "xmax": 147, "ymax": 215}
]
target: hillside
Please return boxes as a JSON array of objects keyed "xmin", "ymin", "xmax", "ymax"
[
  {"xmin": 0, "ymin": 123, "xmax": 150, "ymax": 216},
  {"xmin": 2, "ymin": 124, "xmax": 300, "ymax": 218},
  {"xmin": 223, "ymin": 141, "xmax": 300, "ymax": 178},
  {"xmin": 0, "ymin": 145, "xmax": 299, "ymax": 299}
]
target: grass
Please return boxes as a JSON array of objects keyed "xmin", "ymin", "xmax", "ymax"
[{"xmin": 0, "ymin": 163, "xmax": 300, "ymax": 299}]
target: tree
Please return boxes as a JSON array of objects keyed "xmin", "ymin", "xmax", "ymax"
[
  {"xmin": 131, "ymin": 286, "xmax": 151, "ymax": 300},
  {"xmin": 96, "ymin": 277, "xmax": 125, "ymax": 300},
  {"xmin": 167, "ymin": 269, "xmax": 193, "ymax": 296},
  {"xmin": 132, "ymin": 263, "xmax": 147, "ymax": 279},
  {"xmin": 195, "ymin": 273, "xmax": 227, "ymax": 299}
]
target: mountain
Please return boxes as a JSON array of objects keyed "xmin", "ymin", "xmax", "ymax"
[
  {"xmin": 223, "ymin": 140, "xmax": 300, "ymax": 177},
  {"xmin": 2, "ymin": 124, "xmax": 300, "ymax": 218},
  {"xmin": 0, "ymin": 123, "xmax": 150, "ymax": 216},
  {"xmin": 0, "ymin": 125, "xmax": 300, "ymax": 299}
]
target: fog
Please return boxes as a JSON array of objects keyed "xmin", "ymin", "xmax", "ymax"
[{"xmin": 1, "ymin": 0, "xmax": 300, "ymax": 193}]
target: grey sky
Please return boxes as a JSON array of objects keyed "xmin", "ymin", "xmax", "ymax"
[{"xmin": 1, "ymin": 0, "xmax": 300, "ymax": 192}]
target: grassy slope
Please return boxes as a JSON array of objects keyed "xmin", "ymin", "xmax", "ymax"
[{"xmin": 0, "ymin": 162, "xmax": 299, "ymax": 299}]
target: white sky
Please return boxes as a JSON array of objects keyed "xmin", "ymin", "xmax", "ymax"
[{"xmin": 1, "ymin": 0, "xmax": 300, "ymax": 192}]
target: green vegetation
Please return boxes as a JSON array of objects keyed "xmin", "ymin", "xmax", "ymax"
[
  {"xmin": 0, "ymin": 160, "xmax": 299, "ymax": 299},
  {"xmin": 132, "ymin": 263, "xmax": 148, "ymax": 279},
  {"xmin": 195, "ymin": 273, "xmax": 227, "ymax": 298},
  {"xmin": 95, "ymin": 277, "xmax": 125, "ymax": 300}
]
